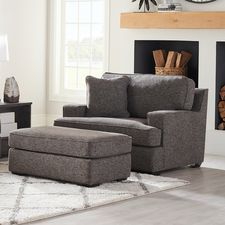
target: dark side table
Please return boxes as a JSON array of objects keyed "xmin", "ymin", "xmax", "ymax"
[{"xmin": 0, "ymin": 102, "xmax": 32, "ymax": 158}]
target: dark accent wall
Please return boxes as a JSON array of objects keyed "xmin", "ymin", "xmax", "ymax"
[
  {"xmin": 215, "ymin": 42, "xmax": 225, "ymax": 129},
  {"xmin": 134, "ymin": 40, "xmax": 199, "ymax": 87}
]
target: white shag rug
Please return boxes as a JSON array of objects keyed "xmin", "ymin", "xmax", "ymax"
[{"xmin": 0, "ymin": 161, "xmax": 189, "ymax": 225}]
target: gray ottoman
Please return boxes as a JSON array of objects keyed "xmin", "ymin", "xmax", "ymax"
[{"xmin": 8, "ymin": 126, "xmax": 132, "ymax": 186}]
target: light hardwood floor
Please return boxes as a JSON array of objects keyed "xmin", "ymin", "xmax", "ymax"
[{"xmin": 27, "ymin": 154, "xmax": 225, "ymax": 225}]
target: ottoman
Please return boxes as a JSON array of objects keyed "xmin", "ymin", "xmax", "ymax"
[{"xmin": 8, "ymin": 126, "xmax": 132, "ymax": 186}]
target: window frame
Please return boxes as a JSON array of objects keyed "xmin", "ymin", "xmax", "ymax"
[{"xmin": 48, "ymin": 0, "xmax": 110, "ymax": 103}]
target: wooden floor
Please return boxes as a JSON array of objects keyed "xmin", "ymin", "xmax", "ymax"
[{"xmin": 27, "ymin": 155, "xmax": 225, "ymax": 225}]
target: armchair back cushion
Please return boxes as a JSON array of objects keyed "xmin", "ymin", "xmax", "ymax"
[{"xmin": 103, "ymin": 73, "xmax": 195, "ymax": 118}]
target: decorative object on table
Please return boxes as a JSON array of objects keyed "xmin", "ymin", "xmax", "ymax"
[
  {"xmin": 185, "ymin": 0, "xmax": 216, "ymax": 3},
  {"xmin": 153, "ymin": 49, "xmax": 192, "ymax": 76},
  {"xmin": 4, "ymin": 76, "xmax": 20, "ymax": 103},
  {"xmin": 132, "ymin": 0, "xmax": 157, "ymax": 12},
  {"xmin": 157, "ymin": 0, "xmax": 182, "ymax": 12},
  {"xmin": 0, "ymin": 161, "xmax": 189, "ymax": 225}
]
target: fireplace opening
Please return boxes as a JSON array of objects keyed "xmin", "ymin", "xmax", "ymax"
[
  {"xmin": 134, "ymin": 40, "xmax": 199, "ymax": 87},
  {"xmin": 215, "ymin": 42, "xmax": 225, "ymax": 130}
]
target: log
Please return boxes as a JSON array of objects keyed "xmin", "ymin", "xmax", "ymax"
[
  {"xmin": 220, "ymin": 85, "xmax": 225, "ymax": 100},
  {"xmin": 218, "ymin": 101, "xmax": 225, "ymax": 107},
  {"xmin": 219, "ymin": 101, "xmax": 225, "ymax": 118},
  {"xmin": 218, "ymin": 122, "xmax": 225, "ymax": 130},
  {"xmin": 218, "ymin": 100, "xmax": 225, "ymax": 107},
  {"xmin": 180, "ymin": 51, "xmax": 192, "ymax": 67},
  {"xmin": 175, "ymin": 53, "xmax": 182, "ymax": 68},
  {"xmin": 221, "ymin": 86, "xmax": 225, "ymax": 92},
  {"xmin": 219, "ymin": 107, "xmax": 225, "ymax": 113},
  {"xmin": 218, "ymin": 101, "xmax": 225, "ymax": 113},
  {"xmin": 220, "ymin": 111, "xmax": 225, "ymax": 119},
  {"xmin": 165, "ymin": 51, "xmax": 178, "ymax": 68},
  {"xmin": 153, "ymin": 50, "xmax": 166, "ymax": 67}
]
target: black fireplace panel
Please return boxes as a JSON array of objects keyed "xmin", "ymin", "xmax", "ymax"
[
  {"xmin": 215, "ymin": 42, "xmax": 225, "ymax": 129},
  {"xmin": 134, "ymin": 40, "xmax": 199, "ymax": 87}
]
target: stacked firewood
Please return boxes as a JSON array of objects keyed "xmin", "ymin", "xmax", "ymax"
[
  {"xmin": 153, "ymin": 49, "xmax": 192, "ymax": 69},
  {"xmin": 218, "ymin": 86, "xmax": 225, "ymax": 130}
]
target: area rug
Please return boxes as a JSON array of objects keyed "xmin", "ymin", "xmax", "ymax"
[{"xmin": 0, "ymin": 161, "xmax": 189, "ymax": 225}]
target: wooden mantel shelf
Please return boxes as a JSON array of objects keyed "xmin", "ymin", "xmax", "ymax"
[{"xmin": 120, "ymin": 11, "xmax": 225, "ymax": 29}]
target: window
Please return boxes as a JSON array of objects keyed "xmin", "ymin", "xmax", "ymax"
[{"xmin": 48, "ymin": 0, "xmax": 108, "ymax": 101}]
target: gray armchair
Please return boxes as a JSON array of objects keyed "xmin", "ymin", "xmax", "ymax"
[{"xmin": 55, "ymin": 73, "xmax": 208, "ymax": 174}]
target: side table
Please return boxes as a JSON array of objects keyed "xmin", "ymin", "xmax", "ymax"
[{"xmin": 0, "ymin": 102, "xmax": 32, "ymax": 158}]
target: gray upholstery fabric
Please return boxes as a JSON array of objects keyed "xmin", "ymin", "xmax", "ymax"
[
  {"xmin": 103, "ymin": 72, "xmax": 195, "ymax": 118},
  {"xmin": 54, "ymin": 117, "xmax": 161, "ymax": 147},
  {"xmin": 9, "ymin": 126, "xmax": 132, "ymax": 159},
  {"xmin": 131, "ymin": 146, "xmax": 164, "ymax": 173},
  {"xmin": 63, "ymin": 105, "xmax": 87, "ymax": 117},
  {"xmin": 192, "ymin": 88, "xmax": 207, "ymax": 112},
  {"xmin": 86, "ymin": 76, "xmax": 130, "ymax": 118},
  {"xmin": 147, "ymin": 89, "xmax": 208, "ymax": 171},
  {"xmin": 9, "ymin": 148, "xmax": 131, "ymax": 187}
]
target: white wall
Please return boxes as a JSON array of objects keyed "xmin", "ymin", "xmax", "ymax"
[{"xmin": 0, "ymin": 0, "xmax": 47, "ymax": 126}]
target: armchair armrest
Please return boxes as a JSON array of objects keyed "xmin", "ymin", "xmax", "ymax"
[
  {"xmin": 147, "ymin": 89, "xmax": 208, "ymax": 129},
  {"xmin": 147, "ymin": 110, "xmax": 200, "ymax": 131},
  {"xmin": 147, "ymin": 110, "xmax": 206, "ymax": 168},
  {"xmin": 63, "ymin": 105, "xmax": 87, "ymax": 117}
]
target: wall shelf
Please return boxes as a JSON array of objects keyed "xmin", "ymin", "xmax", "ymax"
[{"xmin": 120, "ymin": 11, "xmax": 225, "ymax": 29}]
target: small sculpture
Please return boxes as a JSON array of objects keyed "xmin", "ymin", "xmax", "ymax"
[{"xmin": 4, "ymin": 77, "xmax": 20, "ymax": 103}]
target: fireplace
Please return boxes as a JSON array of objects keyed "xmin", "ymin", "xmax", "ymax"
[{"xmin": 134, "ymin": 40, "xmax": 199, "ymax": 87}]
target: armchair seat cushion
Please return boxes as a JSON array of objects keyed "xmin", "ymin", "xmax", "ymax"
[{"xmin": 54, "ymin": 117, "xmax": 161, "ymax": 147}]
